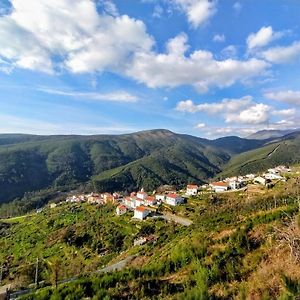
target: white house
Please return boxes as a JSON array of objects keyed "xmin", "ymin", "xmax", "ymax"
[
  {"xmin": 155, "ymin": 194, "xmax": 165, "ymax": 201},
  {"xmin": 186, "ymin": 184, "xmax": 198, "ymax": 196},
  {"xmin": 228, "ymin": 180, "xmax": 240, "ymax": 190},
  {"xmin": 125, "ymin": 197, "xmax": 135, "ymax": 209},
  {"xmin": 267, "ymin": 168, "xmax": 278, "ymax": 174},
  {"xmin": 254, "ymin": 176, "xmax": 267, "ymax": 186},
  {"xmin": 264, "ymin": 173, "xmax": 283, "ymax": 180},
  {"xmin": 116, "ymin": 205, "xmax": 127, "ymax": 216},
  {"xmin": 137, "ymin": 191, "xmax": 148, "ymax": 200},
  {"xmin": 50, "ymin": 203, "xmax": 57, "ymax": 209},
  {"xmin": 134, "ymin": 206, "xmax": 150, "ymax": 220},
  {"xmin": 165, "ymin": 194, "xmax": 184, "ymax": 206},
  {"xmin": 145, "ymin": 196, "xmax": 157, "ymax": 206},
  {"xmin": 211, "ymin": 182, "xmax": 228, "ymax": 193},
  {"xmin": 135, "ymin": 198, "xmax": 144, "ymax": 207}
]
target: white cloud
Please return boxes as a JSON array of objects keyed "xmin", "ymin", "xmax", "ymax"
[
  {"xmin": 172, "ymin": 0, "xmax": 217, "ymax": 28},
  {"xmin": 259, "ymin": 41, "xmax": 300, "ymax": 63},
  {"xmin": 213, "ymin": 34, "xmax": 225, "ymax": 42},
  {"xmin": 247, "ymin": 26, "xmax": 282, "ymax": 50},
  {"xmin": 177, "ymin": 96, "xmax": 274, "ymax": 125},
  {"xmin": 0, "ymin": 1, "xmax": 269, "ymax": 93},
  {"xmin": 128, "ymin": 34, "xmax": 269, "ymax": 92},
  {"xmin": 152, "ymin": 4, "xmax": 164, "ymax": 18},
  {"xmin": 225, "ymin": 103, "xmax": 270, "ymax": 125},
  {"xmin": 264, "ymin": 90, "xmax": 300, "ymax": 105},
  {"xmin": 176, "ymin": 96, "xmax": 253, "ymax": 114},
  {"xmin": 0, "ymin": 0, "xmax": 154, "ymax": 74},
  {"xmin": 100, "ymin": 0, "xmax": 119, "ymax": 17},
  {"xmin": 195, "ymin": 122, "xmax": 205, "ymax": 129},
  {"xmin": 221, "ymin": 45, "xmax": 237, "ymax": 58},
  {"xmin": 272, "ymin": 108, "xmax": 296, "ymax": 117},
  {"xmin": 38, "ymin": 88, "xmax": 139, "ymax": 103}
]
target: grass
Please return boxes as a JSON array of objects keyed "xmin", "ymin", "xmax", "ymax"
[{"xmin": 2, "ymin": 171, "xmax": 300, "ymax": 299}]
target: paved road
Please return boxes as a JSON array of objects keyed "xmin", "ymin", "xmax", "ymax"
[
  {"xmin": 96, "ymin": 255, "xmax": 135, "ymax": 273},
  {"xmin": 152, "ymin": 213, "xmax": 192, "ymax": 226}
]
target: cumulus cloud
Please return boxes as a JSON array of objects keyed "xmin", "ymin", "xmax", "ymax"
[
  {"xmin": 213, "ymin": 34, "xmax": 225, "ymax": 42},
  {"xmin": 177, "ymin": 96, "xmax": 275, "ymax": 125},
  {"xmin": 0, "ymin": 0, "xmax": 154, "ymax": 74},
  {"xmin": 221, "ymin": 45, "xmax": 237, "ymax": 58},
  {"xmin": 272, "ymin": 108, "xmax": 296, "ymax": 117},
  {"xmin": 176, "ymin": 96, "xmax": 253, "ymax": 114},
  {"xmin": 247, "ymin": 26, "xmax": 282, "ymax": 50},
  {"xmin": 172, "ymin": 0, "xmax": 217, "ymax": 28},
  {"xmin": 100, "ymin": 0, "xmax": 119, "ymax": 17},
  {"xmin": 38, "ymin": 88, "xmax": 139, "ymax": 103},
  {"xmin": 225, "ymin": 103, "xmax": 270, "ymax": 124},
  {"xmin": 264, "ymin": 90, "xmax": 300, "ymax": 105},
  {"xmin": 128, "ymin": 34, "xmax": 269, "ymax": 92},
  {"xmin": 0, "ymin": 0, "xmax": 269, "ymax": 93},
  {"xmin": 259, "ymin": 41, "xmax": 300, "ymax": 63}
]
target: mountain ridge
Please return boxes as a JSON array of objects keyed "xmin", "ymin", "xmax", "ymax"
[{"xmin": 0, "ymin": 129, "xmax": 299, "ymax": 210}]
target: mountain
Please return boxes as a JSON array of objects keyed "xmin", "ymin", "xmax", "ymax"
[
  {"xmin": 0, "ymin": 129, "xmax": 230, "ymax": 205},
  {"xmin": 1, "ymin": 129, "xmax": 300, "ymax": 210},
  {"xmin": 247, "ymin": 129, "xmax": 298, "ymax": 140},
  {"xmin": 220, "ymin": 131, "xmax": 300, "ymax": 177}
]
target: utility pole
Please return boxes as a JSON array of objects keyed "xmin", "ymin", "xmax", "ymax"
[
  {"xmin": 35, "ymin": 258, "xmax": 39, "ymax": 288},
  {"xmin": 0, "ymin": 265, "xmax": 3, "ymax": 286}
]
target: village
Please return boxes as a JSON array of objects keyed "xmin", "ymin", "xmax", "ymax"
[{"xmin": 62, "ymin": 165, "xmax": 291, "ymax": 221}]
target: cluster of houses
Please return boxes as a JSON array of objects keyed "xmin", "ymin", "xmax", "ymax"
[
  {"xmin": 117, "ymin": 190, "xmax": 184, "ymax": 220},
  {"xmin": 63, "ymin": 165, "xmax": 291, "ymax": 221},
  {"xmin": 65, "ymin": 189, "xmax": 184, "ymax": 221},
  {"xmin": 208, "ymin": 165, "xmax": 291, "ymax": 192}
]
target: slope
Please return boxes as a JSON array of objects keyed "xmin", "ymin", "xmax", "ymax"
[
  {"xmin": 221, "ymin": 131, "xmax": 300, "ymax": 177},
  {"xmin": 0, "ymin": 129, "xmax": 229, "ymax": 205}
]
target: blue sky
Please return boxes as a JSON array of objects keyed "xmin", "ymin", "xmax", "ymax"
[{"xmin": 0, "ymin": 0, "xmax": 300, "ymax": 138}]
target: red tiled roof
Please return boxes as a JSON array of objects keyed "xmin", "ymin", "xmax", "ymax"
[
  {"xmin": 211, "ymin": 181, "xmax": 228, "ymax": 187},
  {"xmin": 146, "ymin": 196, "xmax": 155, "ymax": 201},
  {"xmin": 187, "ymin": 184, "xmax": 198, "ymax": 189},
  {"xmin": 117, "ymin": 205, "xmax": 127, "ymax": 210},
  {"xmin": 167, "ymin": 193, "xmax": 180, "ymax": 199},
  {"xmin": 135, "ymin": 206, "xmax": 147, "ymax": 212}
]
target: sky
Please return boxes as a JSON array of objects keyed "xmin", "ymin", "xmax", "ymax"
[{"xmin": 0, "ymin": 0, "xmax": 300, "ymax": 138}]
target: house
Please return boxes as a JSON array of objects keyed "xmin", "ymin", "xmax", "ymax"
[
  {"xmin": 267, "ymin": 168, "xmax": 278, "ymax": 174},
  {"xmin": 186, "ymin": 184, "xmax": 198, "ymax": 196},
  {"xmin": 145, "ymin": 196, "xmax": 157, "ymax": 206},
  {"xmin": 228, "ymin": 180, "xmax": 241, "ymax": 190},
  {"xmin": 245, "ymin": 174, "xmax": 255, "ymax": 180},
  {"xmin": 134, "ymin": 206, "xmax": 150, "ymax": 220},
  {"xmin": 103, "ymin": 193, "xmax": 114, "ymax": 203},
  {"xmin": 135, "ymin": 198, "xmax": 144, "ymax": 207},
  {"xmin": 275, "ymin": 165, "xmax": 291, "ymax": 173},
  {"xmin": 264, "ymin": 173, "xmax": 283, "ymax": 180},
  {"xmin": 211, "ymin": 182, "xmax": 228, "ymax": 193},
  {"xmin": 155, "ymin": 194, "xmax": 165, "ymax": 201},
  {"xmin": 116, "ymin": 204, "xmax": 127, "ymax": 216},
  {"xmin": 254, "ymin": 176, "xmax": 268, "ymax": 186},
  {"xmin": 137, "ymin": 191, "xmax": 148, "ymax": 200},
  {"xmin": 50, "ymin": 203, "xmax": 57, "ymax": 209},
  {"xmin": 125, "ymin": 197, "xmax": 135, "ymax": 209},
  {"xmin": 165, "ymin": 194, "xmax": 184, "ymax": 206}
]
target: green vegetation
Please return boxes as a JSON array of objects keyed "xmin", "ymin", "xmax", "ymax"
[
  {"xmin": 1, "ymin": 172, "xmax": 300, "ymax": 299},
  {"xmin": 0, "ymin": 129, "xmax": 283, "ymax": 215}
]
